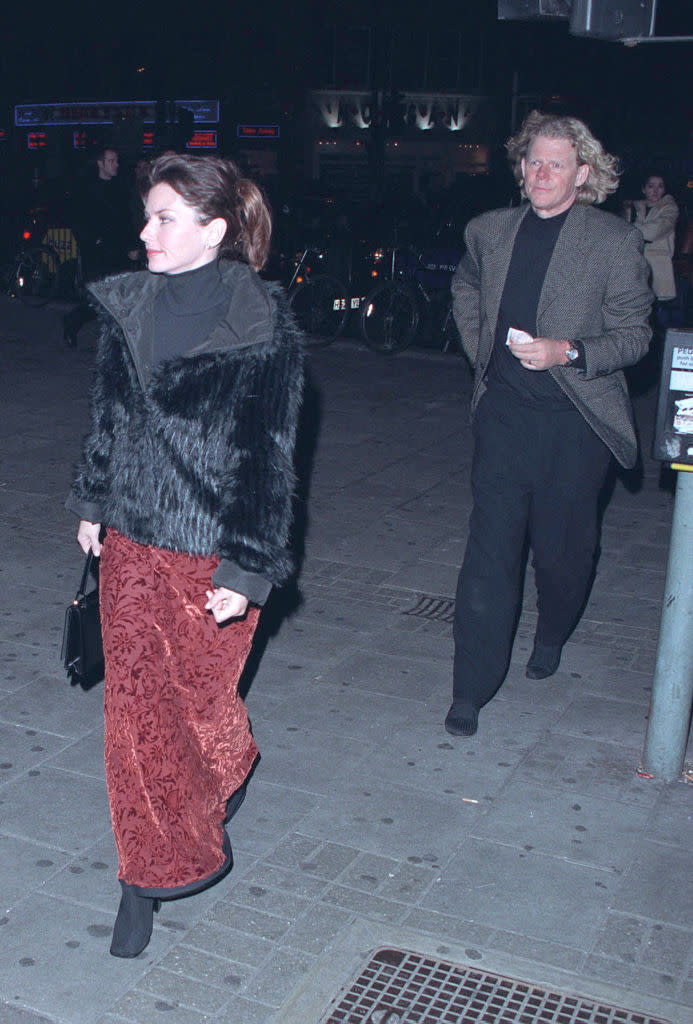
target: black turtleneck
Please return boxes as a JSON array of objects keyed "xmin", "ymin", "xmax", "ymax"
[
  {"xmin": 152, "ymin": 260, "xmax": 231, "ymax": 367},
  {"xmin": 488, "ymin": 205, "xmax": 573, "ymax": 408}
]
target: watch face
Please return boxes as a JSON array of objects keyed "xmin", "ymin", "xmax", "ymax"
[{"xmin": 567, "ymin": 347, "xmax": 579, "ymax": 361}]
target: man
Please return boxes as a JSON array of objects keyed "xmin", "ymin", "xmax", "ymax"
[
  {"xmin": 446, "ymin": 111, "xmax": 652, "ymax": 738},
  {"xmin": 80, "ymin": 146, "xmax": 131, "ymax": 278},
  {"xmin": 65, "ymin": 147, "xmax": 133, "ymax": 346}
]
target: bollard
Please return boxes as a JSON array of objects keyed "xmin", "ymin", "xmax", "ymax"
[{"xmin": 641, "ymin": 466, "xmax": 693, "ymax": 781}]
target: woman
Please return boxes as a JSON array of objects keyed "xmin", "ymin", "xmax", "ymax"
[
  {"xmin": 66, "ymin": 154, "xmax": 304, "ymax": 957},
  {"xmin": 624, "ymin": 173, "xmax": 678, "ymax": 302}
]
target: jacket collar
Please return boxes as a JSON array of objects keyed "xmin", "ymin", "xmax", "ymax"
[{"xmin": 88, "ymin": 260, "xmax": 274, "ymax": 387}]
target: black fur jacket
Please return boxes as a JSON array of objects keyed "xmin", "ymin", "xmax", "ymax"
[{"xmin": 67, "ymin": 260, "xmax": 305, "ymax": 604}]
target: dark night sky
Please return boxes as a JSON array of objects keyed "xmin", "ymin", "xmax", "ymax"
[{"xmin": 1, "ymin": 0, "xmax": 691, "ymax": 144}]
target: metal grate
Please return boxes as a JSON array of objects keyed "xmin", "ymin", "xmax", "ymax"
[
  {"xmin": 319, "ymin": 948, "xmax": 672, "ymax": 1024},
  {"xmin": 402, "ymin": 595, "xmax": 455, "ymax": 624}
]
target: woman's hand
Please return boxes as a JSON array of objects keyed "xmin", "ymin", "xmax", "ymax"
[
  {"xmin": 77, "ymin": 520, "xmax": 102, "ymax": 556},
  {"xmin": 205, "ymin": 587, "xmax": 249, "ymax": 623}
]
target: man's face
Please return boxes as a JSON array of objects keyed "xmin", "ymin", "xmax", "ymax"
[
  {"xmin": 97, "ymin": 150, "xmax": 119, "ymax": 180},
  {"xmin": 521, "ymin": 136, "xmax": 589, "ymax": 219}
]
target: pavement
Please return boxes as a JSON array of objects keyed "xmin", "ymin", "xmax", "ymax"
[{"xmin": 0, "ymin": 296, "xmax": 691, "ymax": 1024}]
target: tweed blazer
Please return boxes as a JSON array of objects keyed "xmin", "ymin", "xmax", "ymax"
[{"xmin": 451, "ymin": 202, "xmax": 652, "ymax": 468}]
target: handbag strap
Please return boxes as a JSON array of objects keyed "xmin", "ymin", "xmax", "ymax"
[{"xmin": 77, "ymin": 551, "xmax": 94, "ymax": 599}]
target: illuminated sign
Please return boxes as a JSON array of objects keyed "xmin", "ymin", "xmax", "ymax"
[
  {"xmin": 27, "ymin": 131, "xmax": 47, "ymax": 149},
  {"xmin": 0, "ymin": 129, "xmax": 6, "ymax": 142},
  {"xmin": 237, "ymin": 124, "xmax": 280, "ymax": 139},
  {"xmin": 15, "ymin": 99, "xmax": 220, "ymax": 127},
  {"xmin": 143, "ymin": 130, "xmax": 155, "ymax": 149},
  {"xmin": 186, "ymin": 130, "xmax": 218, "ymax": 150},
  {"xmin": 73, "ymin": 129, "xmax": 87, "ymax": 149}
]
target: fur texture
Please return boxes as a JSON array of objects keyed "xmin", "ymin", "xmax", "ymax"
[{"xmin": 71, "ymin": 277, "xmax": 305, "ymax": 588}]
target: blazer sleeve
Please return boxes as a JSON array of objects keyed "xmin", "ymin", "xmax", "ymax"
[
  {"xmin": 451, "ymin": 224, "xmax": 481, "ymax": 367},
  {"xmin": 213, "ymin": 335, "xmax": 305, "ymax": 594},
  {"xmin": 578, "ymin": 226, "xmax": 653, "ymax": 379}
]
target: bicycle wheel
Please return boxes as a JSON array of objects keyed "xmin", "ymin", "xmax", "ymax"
[
  {"xmin": 15, "ymin": 245, "xmax": 61, "ymax": 306},
  {"xmin": 289, "ymin": 274, "xmax": 348, "ymax": 346},
  {"xmin": 360, "ymin": 282, "xmax": 419, "ymax": 354}
]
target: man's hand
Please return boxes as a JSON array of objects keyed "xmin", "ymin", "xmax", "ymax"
[
  {"xmin": 507, "ymin": 336, "xmax": 572, "ymax": 371},
  {"xmin": 205, "ymin": 587, "xmax": 249, "ymax": 623}
]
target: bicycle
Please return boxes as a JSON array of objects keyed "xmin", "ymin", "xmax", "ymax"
[
  {"xmin": 360, "ymin": 246, "xmax": 461, "ymax": 355},
  {"xmin": 10, "ymin": 225, "xmax": 83, "ymax": 307},
  {"xmin": 12, "ymin": 243, "xmax": 61, "ymax": 305},
  {"xmin": 287, "ymin": 248, "xmax": 352, "ymax": 347}
]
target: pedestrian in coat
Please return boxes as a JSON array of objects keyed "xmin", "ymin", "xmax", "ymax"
[
  {"xmin": 446, "ymin": 111, "xmax": 652, "ymax": 738},
  {"xmin": 624, "ymin": 172, "xmax": 678, "ymax": 302},
  {"xmin": 67, "ymin": 154, "xmax": 304, "ymax": 956}
]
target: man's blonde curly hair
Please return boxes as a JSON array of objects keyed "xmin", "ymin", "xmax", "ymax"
[{"xmin": 507, "ymin": 110, "xmax": 620, "ymax": 206}]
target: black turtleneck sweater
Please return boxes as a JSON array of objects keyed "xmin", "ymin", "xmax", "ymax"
[
  {"xmin": 487, "ymin": 206, "xmax": 574, "ymax": 408},
  {"xmin": 152, "ymin": 260, "xmax": 231, "ymax": 366}
]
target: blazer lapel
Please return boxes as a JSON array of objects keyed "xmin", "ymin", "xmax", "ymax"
[
  {"xmin": 482, "ymin": 206, "xmax": 528, "ymax": 342},
  {"xmin": 537, "ymin": 203, "xmax": 588, "ymax": 325}
]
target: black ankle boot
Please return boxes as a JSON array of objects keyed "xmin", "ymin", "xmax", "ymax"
[{"xmin": 110, "ymin": 881, "xmax": 160, "ymax": 958}]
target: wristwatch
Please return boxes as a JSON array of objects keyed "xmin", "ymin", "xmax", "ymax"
[{"xmin": 565, "ymin": 345, "xmax": 580, "ymax": 363}]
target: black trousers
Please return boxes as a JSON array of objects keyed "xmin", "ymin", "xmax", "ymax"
[{"xmin": 452, "ymin": 387, "xmax": 612, "ymax": 709}]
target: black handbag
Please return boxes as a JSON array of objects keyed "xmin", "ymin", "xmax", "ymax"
[{"xmin": 61, "ymin": 551, "xmax": 104, "ymax": 688}]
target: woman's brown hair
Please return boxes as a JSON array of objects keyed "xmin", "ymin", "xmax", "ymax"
[{"xmin": 143, "ymin": 154, "xmax": 272, "ymax": 270}]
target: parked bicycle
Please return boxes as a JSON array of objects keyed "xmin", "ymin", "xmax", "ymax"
[
  {"xmin": 360, "ymin": 246, "xmax": 461, "ymax": 355},
  {"xmin": 8, "ymin": 210, "xmax": 83, "ymax": 307},
  {"xmin": 288, "ymin": 247, "xmax": 354, "ymax": 347}
]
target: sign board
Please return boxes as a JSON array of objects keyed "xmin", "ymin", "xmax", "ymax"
[
  {"xmin": 237, "ymin": 125, "xmax": 280, "ymax": 139},
  {"xmin": 186, "ymin": 130, "xmax": 218, "ymax": 150},
  {"xmin": 15, "ymin": 100, "xmax": 219, "ymax": 127},
  {"xmin": 653, "ymin": 329, "xmax": 693, "ymax": 465}
]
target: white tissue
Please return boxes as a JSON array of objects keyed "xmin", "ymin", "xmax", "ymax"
[{"xmin": 506, "ymin": 327, "xmax": 533, "ymax": 346}]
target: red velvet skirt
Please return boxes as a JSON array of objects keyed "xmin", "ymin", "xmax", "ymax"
[{"xmin": 99, "ymin": 529, "xmax": 260, "ymax": 891}]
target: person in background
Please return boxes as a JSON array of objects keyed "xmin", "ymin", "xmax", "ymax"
[
  {"xmin": 64, "ymin": 146, "xmax": 136, "ymax": 346},
  {"xmin": 623, "ymin": 173, "xmax": 678, "ymax": 305},
  {"xmin": 66, "ymin": 154, "xmax": 304, "ymax": 957}
]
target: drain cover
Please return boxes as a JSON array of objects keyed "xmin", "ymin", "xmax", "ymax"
[
  {"xmin": 403, "ymin": 595, "xmax": 455, "ymax": 623},
  {"xmin": 319, "ymin": 948, "xmax": 671, "ymax": 1024}
]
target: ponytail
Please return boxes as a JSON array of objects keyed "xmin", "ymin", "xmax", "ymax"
[{"xmin": 226, "ymin": 177, "xmax": 272, "ymax": 271}]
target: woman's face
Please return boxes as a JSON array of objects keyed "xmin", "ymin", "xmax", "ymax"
[
  {"xmin": 643, "ymin": 177, "xmax": 666, "ymax": 204},
  {"xmin": 140, "ymin": 182, "xmax": 226, "ymax": 275}
]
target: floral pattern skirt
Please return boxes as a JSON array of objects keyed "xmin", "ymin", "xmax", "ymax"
[{"xmin": 99, "ymin": 529, "xmax": 260, "ymax": 891}]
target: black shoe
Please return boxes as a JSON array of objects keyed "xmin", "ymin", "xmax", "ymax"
[
  {"xmin": 444, "ymin": 702, "xmax": 478, "ymax": 737},
  {"xmin": 110, "ymin": 881, "xmax": 160, "ymax": 958},
  {"xmin": 526, "ymin": 640, "xmax": 563, "ymax": 679}
]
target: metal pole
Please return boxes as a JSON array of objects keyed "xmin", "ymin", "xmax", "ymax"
[{"xmin": 641, "ymin": 467, "xmax": 693, "ymax": 781}]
